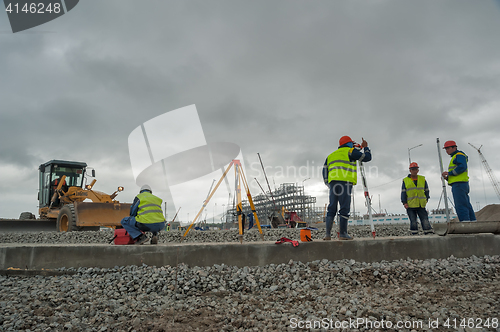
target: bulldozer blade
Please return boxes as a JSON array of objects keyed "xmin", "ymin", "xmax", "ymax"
[
  {"xmin": 74, "ymin": 202, "xmax": 132, "ymax": 227},
  {"xmin": 435, "ymin": 221, "xmax": 500, "ymax": 236}
]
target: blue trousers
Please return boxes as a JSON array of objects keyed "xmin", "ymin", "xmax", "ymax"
[
  {"xmin": 451, "ymin": 182, "xmax": 476, "ymax": 221},
  {"xmin": 406, "ymin": 208, "xmax": 432, "ymax": 233},
  {"xmin": 120, "ymin": 216, "xmax": 166, "ymax": 239},
  {"xmin": 325, "ymin": 181, "xmax": 352, "ymax": 236}
]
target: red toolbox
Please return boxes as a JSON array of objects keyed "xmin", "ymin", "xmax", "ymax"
[{"xmin": 113, "ymin": 228, "xmax": 135, "ymax": 245}]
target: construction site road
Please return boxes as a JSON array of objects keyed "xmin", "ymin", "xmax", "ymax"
[{"xmin": 1, "ymin": 228, "xmax": 499, "ymax": 331}]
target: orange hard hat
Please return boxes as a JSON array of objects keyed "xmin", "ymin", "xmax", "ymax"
[
  {"xmin": 443, "ymin": 140, "xmax": 457, "ymax": 149},
  {"xmin": 409, "ymin": 162, "xmax": 419, "ymax": 169},
  {"xmin": 339, "ymin": 135, "xmax": 353, "ymax": 146}
]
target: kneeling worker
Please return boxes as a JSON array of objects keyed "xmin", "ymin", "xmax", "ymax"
[
  {"xmin": 401, "ymin": 162, "xmax": 433, "ymax": 235},
  {"xmin": 121, "ymin": 184, "xmax": 166, "ymax": 245}
]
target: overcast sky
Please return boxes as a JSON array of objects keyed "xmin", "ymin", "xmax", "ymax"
[{"xmin": 1, "ymin": 0, "xmax": 500, "ymax": 223}]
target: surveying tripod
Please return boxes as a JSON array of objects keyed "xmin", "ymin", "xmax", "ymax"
[{"xmin": 182, "ymin": 160, "xmax": 264, "ymax": 243}]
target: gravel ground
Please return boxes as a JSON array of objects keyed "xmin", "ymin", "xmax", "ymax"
[
  {"xmin": 1, "ymin": 255, "xmax": 499, "ymax": 331},
  {"xmin": 0, "ymin": 224, "xmax": 434, "ymax": 244},
  {"xmin": 1, "ymin": 226, "xmax": 499, "ymax": 331}
]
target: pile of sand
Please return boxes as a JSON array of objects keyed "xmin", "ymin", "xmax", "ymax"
[{"xmin": 474, "ymin": 204, "xmax": 500, "ymax": 222}]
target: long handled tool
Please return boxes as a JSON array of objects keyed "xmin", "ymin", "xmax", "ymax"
[
  {"xmin": 437, "ymin": 138, "xmax": 451, "ymax": 223},
  {"xmin": 358, "ymin": 161, "xmax": 376, "ymax": 238},
  {"xmin": 435, "ymin": 138, "xmax": 452, "ymax": 236}
]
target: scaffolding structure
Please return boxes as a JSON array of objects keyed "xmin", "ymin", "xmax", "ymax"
[{"xmin": 224, "ymin": 183, "xmax": 318, "ymax": 227}]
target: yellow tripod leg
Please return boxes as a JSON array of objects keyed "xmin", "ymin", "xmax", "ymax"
[
  {"xmin": 182, "ymin": 162, "xmax": 234, "ymax": 241},
  {"xmin": 239, "ymin": 165, "xmax": 264, "ymax": 240}
]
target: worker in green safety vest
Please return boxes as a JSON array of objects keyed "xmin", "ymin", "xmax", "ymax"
[
  {"xmin": 401, "ymin": 162, "xmax": 433, "ymax": 235},
  {"xmin": 120, "ymin": 184, "xmax": 166, "ymax": 245},
  {"xmin": 441, "ymin": 140, "xmax": 476, "ymax": 222},
  {"xmin": 322, "ymin": 136, "xmax": 372, "ymax": 240}
]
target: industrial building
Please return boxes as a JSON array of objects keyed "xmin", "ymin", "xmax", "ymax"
[{"xmin": 223, "ymin": 183, "xmax": 323, "ymax": 228}]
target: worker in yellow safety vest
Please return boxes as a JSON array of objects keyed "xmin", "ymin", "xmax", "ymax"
[
  {"xmin": 322, "ymin": 136, "xmax": 372, "ymax": 240},
  {"xmin": 401, "ymin": 162, "xmax": 433, "ymax": 235},
  {"xmin": 120, "ymin": 184, "xmax": 166, "ymax": 245},
  {"xmin": 441, "ymin": 140, "xmax": 476, "ymax": 222}
]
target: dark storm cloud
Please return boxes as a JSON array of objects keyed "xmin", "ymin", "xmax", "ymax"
[{"xmin": 1, "ymin": 0, "xmax": 500, "ymax": 217}]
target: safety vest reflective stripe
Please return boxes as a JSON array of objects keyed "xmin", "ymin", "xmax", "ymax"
[
  {"xmin": 137, "ymin": 204, "xmax": 163, "ymax": 215},
  {"xmin": 403, "ymin": 176, "xmax": 427, "ymax": 208},
  {"xmin": 138, "ymin": 209, "xmax": 163, "ymax": 215},
  {"xmin": 140, "ymin": 203, "xmax": 162, "ymax": 209},
  {"xmin": 448, "ymin": 152, "xmax": 469, "ymax": 184},
  {"xmin": 328, "ymin": 166, "xmax": 357, "ymax": 173},
  {"xmin": 327, "ymin": 160, "xmax": 356, "ymax": 167},
  {"xmin": 327, "ymin": 147, "xmax": 357, "ymax": 185},
  {"xmin": 136, "ymin": 192, "xmax": 165, "ymax": 224}
]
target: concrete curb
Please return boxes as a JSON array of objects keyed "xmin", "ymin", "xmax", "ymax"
[{"xmin": 1, "ymin": 234, "xmax": 499, "ymax": 270}]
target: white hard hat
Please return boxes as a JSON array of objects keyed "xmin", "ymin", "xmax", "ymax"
[{"xmin": 140, "ymin": 184, "xmax": 152, "ymax": 193}]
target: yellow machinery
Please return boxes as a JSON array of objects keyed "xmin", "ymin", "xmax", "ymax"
[{"xmin": 38, "ymin": 160, "xmax": 131, "ymax": 232}]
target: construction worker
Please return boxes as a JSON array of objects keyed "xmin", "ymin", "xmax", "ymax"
[
  {"xmin": 51, "ymin": 176, "xmax": 67, "ymax": 192},
  {"xmin": 51, "ymin": 176, "xmax": 68, "ymax": 206},
  {"xmin": 120, "ymin": 184, "xmax": 166, "ymax": 245},
  {"xmin": 442, "ymin": 141, "xmax": 477, "ymax": 222},
  {"xmin": 401, "ymin": 162, "xmax": 433, "ymax": 235},
  {"xmin": 323, "ymin": 136, "xmax": 372, "ymax": 240},
  {"xmin": 237, "ymin": 203, "xmax": 246, "ymax": 234},
  {"xmin": 247, "ymin": 212, "xmax": 254, "ymax": 230}
]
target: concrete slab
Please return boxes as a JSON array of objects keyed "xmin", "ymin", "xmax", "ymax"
[{"xmin": 0, "ymin": 234, "xmax": 499, "ymax": 270}]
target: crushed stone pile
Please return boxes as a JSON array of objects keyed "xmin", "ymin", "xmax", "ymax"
[
  {"xmin": 475, "ymin": 204, "xmax": 500, "ymax": 222},
  {"xmin": 1, "ymin": 255, "xmax": 498, "ymax": 331},
  {"xmin": 0, "ymin": 224, "xmax": 436, "ymax": 244}
]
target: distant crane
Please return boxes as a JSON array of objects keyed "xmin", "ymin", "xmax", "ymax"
[{"xmin": 468, "ymin": 143, "xmax": 500, "ymax": 202}]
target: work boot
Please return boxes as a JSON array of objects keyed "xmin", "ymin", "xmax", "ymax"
[
  {"xmin": 424, "ymin": 230, "xmax": 434, "ymax": 235},
  {"xmin": 151, "ymin": 234, "xmax": 158, "ymax": 244},
  {"xmin": 338, "ymin": 216, "xmax": 352, "ymax": 241},
  {"xmin": 134, "ymin": 234, "xmax": 148, "ymax": 245},
  {"xmin": 324, "ymin": 215, "xmax": 334, "ymax": 241}
]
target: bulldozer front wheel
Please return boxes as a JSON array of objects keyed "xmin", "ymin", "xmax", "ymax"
[{"xmin": 57, "ymin": 204, "xmax": 79, "ymax": 232}]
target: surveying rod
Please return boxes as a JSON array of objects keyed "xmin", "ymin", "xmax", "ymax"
[
  {"xmin": 359, "ymin": 161, "xmax": 376, "ymax": 238},
  {"xmin": 436, "ymin": 138, "xmax": 451, "ymax": 223}
]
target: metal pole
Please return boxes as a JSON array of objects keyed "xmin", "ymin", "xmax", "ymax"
[
  {"xmin": 352, "ymin": 187, "xmax": 356, "ymax": 221},
  {"xmin": 257, "ymin": 153, "xmax": 277, "ymax": 209},
  {"xmin": 437, "ymin": 138, "xmax": 451, "ymax": 223},
  {"xmin": 359, "ymin": 161, "xmax": 375, "ymax": 238},
  {"xmin": 302, "ymin": 178, "xmax": 310, "ymax": 222},
  {"xmin": 408, "ymin": 144, "xmax": 423, "ymax": 164}
]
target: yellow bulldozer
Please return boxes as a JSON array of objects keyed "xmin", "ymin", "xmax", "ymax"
[{"xmin": 38, "ymin": 160, "xmax": 131, "ymax": 232}]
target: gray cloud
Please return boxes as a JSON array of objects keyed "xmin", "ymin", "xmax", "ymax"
[{"xmin": 1, "ymin": 0, "xmax": 500, "ymax": 219}]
